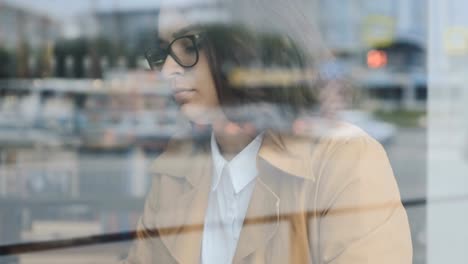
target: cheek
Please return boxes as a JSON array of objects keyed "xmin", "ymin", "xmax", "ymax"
[
  {"xmin": 178, "ymin": 55, "xmax": 221, "ymax": 124},
  {"xmin": 193, "ymin": 57, "xmax": 219, "ymax": 107}
]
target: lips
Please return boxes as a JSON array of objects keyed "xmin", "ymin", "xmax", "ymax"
[{"xmin": 172, "ymin": 88, "xmax": 196, "ymax": 104}]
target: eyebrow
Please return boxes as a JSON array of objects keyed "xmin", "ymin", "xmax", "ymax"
[{"xmin": 172, "ymin": 25, "xmax": 202, "ymax": 38}]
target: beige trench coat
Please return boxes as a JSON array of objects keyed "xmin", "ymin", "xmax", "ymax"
[{"xmin": 124, "ymin": 122, "xmax": 412, "ymax": 264}]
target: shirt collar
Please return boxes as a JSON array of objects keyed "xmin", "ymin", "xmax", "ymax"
[{"xmin": 210, "ymin": 132, "xmax": 264, "ymax": 193}]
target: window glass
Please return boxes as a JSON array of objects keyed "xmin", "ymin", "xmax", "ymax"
[{"xmin": 0, "ymin": 1, "xmax": 459, "ymax": 264}]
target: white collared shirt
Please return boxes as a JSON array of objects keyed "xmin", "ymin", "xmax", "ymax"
[{"xmin": 201, "ymin": 132, "xmax": 264, "ymax": 264}]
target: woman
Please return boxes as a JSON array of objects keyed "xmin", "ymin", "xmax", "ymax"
[{"xmin": 124, "ymin": 0, "xmax": 412, "ymax": 263}]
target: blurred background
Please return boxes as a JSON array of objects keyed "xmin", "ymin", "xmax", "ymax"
[{"xmin": 0, "ymin": 0, "xmax": 441, "ymax": 263}]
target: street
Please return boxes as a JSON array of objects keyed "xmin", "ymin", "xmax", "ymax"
[{"xmin": 386, "ymin": 127, "xmax": 427, "ymax": 264}]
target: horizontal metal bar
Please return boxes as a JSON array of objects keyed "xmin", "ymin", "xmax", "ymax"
[{"xmin": 0, "ymin": 195, "xmax": 462, "ymax": 257}]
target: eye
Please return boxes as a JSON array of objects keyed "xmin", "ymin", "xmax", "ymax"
[
  {"xmin": 175, "ymin": 37, "xmax": 197, "ymax": 54},
  {"xmin": 184, "ymin": 45, "xmax": 197, "ymax": 54}
]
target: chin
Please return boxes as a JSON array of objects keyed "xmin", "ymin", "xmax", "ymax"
[{"xmin": 180, "ymin": 103, "xmax": 216, "ymax": 125}]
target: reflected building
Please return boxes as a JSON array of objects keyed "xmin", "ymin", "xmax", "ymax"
[
  {"xmin": 70, "ymin": 8, "xmax": 159, "ymax": 76},
  {"xmin": 75, "ymin": 9, "xmax": 159, "ymax": 52},
  {"xmin": 96, "ymin": 9, "xmax": 158, "ymax": 51},
  {"xmin": 0, "ymin": 2, "xmax": 61, "ymax": 49},
  {"xmin": 0, "ymin": 1, "xmax": 61, "ymax": 78},
  {"xmin": 315, "ymin": 0, "xmax": 428, "ymax": 111},
  {"xmin": 316, "ymin": 0, "xmax": 427, "ymax": 54}
]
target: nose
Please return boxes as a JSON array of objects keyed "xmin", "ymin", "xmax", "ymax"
[{"xmin": 160, "ymin": 54, "xmax": 184, "ymax": 79}]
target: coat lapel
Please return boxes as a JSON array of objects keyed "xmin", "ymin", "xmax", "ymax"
[
  {"xmin": 148, "ymin": 141, "xmax": 212, "ymax": 264},
  {"xmin": 232, "ymin": 130, "xmax": 317, "ymax": 263},
  {"xmin": 232, "ymin": 158, "xmax": 281, "ymax": 263},
  {"xmin": 145, "ymin": 130, "xmax": 315, "ymax": 263}
]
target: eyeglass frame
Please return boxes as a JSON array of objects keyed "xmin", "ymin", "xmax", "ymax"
[{"xmin": 145, "ymin": 34, "xmax": 204, "ymax": 70}]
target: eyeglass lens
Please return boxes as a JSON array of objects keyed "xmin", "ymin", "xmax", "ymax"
[{"xmin": 147, "ymin": 36, "xmax": 199, "ymax": 70}]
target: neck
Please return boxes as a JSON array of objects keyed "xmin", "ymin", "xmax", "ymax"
[{"xmin": 212, "ymin": 120, "xmax": 258, "ymax": 161}]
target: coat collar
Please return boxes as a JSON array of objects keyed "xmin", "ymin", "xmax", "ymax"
[
  {"xmin": 150, "ymin": 136, "xmax": 207, "ymax": 187},
  {"xmin": 258, "ymin": 130, "xmax": 316, "ymax": 182},
  {"xmin": 150, "ymin": 129, "xmax": 317, "ymax": 183},
  {"xmin": 147, "ymin": 129, "xmax": 317, "ymax": 263},
  {"xmin": 147, "ymin": 158, "xmax": 281, "ymax": 264},
  {"xmin": 232, "ymin": 165, "xmax": 280, "ymax": 263},
  {"xmin": 145, "ymin": 145, "xmax": 212, "ymax": 264}
]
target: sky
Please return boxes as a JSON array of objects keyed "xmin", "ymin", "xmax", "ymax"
[
  {"xmin": 3, "ymin": 0, "xmax": 161, "ymax": 19},
  {"xmin": 3, "ymin": 0, "xmax": 162, "ymax": 38},
  {"xmin": 3, "ymin": 0, "xmax": 214, "ymax": 38}
]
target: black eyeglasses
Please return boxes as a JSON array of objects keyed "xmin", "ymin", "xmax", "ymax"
[{"xmin": 145, "ymin": 34, "xmax": 203, "ymax": 71}]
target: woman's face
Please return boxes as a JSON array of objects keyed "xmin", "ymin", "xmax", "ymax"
[{"xmin": 157, "ymin": 8, "xmax": 221, "ymax": 124}]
